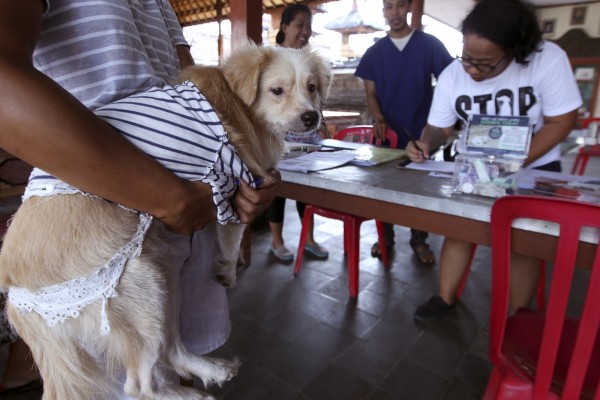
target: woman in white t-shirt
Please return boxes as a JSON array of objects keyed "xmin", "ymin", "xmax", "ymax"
[{"xmin": 406, "ymin": 0, "xmax": 582, "ymax": 322}]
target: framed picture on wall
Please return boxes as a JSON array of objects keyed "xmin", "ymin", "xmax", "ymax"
[
  {"xmin": 571, "ymin": 6, "xmax": 587, "ymax": 25},
  {"xmin": 542, "ymin": 19, "xmax": 556, "ymax": 36}
]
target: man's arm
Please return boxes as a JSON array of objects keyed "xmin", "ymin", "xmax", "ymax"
[
  {"xmin": 0, "ymin": 0, "xmax": 215, "ymax": 234},
  {"xmin": 176, "ymin": 44, "xmax": 196, "ymax": 69},
  {"xmin": 363, "ymin": 80, "xmax": 387, "ymax": 139}
]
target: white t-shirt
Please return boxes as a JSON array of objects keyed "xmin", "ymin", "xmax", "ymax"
[{"xmin": 428, "ymin": 41, "xmax": 582, "ymax": 168}]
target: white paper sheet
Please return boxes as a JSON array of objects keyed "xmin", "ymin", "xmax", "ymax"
[
  {"xmin": 403, "ymin": 160, "xmax": 456, "ymax": 173},
  {"xmin": 277, "ymin": 151, "xmax": 356, "ymax": 173}
]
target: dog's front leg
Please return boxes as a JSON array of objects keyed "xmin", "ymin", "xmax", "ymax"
[{"xmin": 213, "ymin": 222, "xmax": 246, "ymax": 288}]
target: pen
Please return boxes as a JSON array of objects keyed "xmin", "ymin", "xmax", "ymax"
[{"xmin": 403, "ymin": 128, "xmax": 424, "ymax": 157}]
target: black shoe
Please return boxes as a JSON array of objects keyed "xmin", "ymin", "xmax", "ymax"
[{"xmin": 414, "ymin": 296, "xmax": 456, "ymax": 322}]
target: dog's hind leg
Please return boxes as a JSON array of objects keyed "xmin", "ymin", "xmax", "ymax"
[
  {"xmin": 166, "ymin": 337, "xmax": 241, "ymax": 389},
  {"xmin": 212, "ymin": 222, "xmax": 247, "ymax": 288},
  {"xmin": 106, "ymin": 254, "xmax": 171, "ymax": 399},
  {"xmin": 157, "ymin": 236, "xmax": 240, "ymax": 396},
  {"xmin": 7, "ymin": 306, "xmax": 115, "ymax": 400}
]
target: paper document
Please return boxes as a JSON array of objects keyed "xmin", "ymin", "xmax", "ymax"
[
  {"xmin": 403, "ymin": 160, "xmax": 455, "ymax": 173},
  {"xmin": 277, "ymin": 151, "xmax": 356, "ymax": 172},
  {"xmin": 320, "ymin": 139, "xmax": 406, "ymax": 166},
  {"xmin": 284, "ymin": 142, "xmax": 321, "ymax": 152},
  {"xmin": 320, "ymin": 138, "xmax": 368, "ymax": 150}
]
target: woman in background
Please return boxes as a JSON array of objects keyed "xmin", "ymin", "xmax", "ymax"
[{"xmin": 267, "ymin": 4, "xmax": 330, "ymax": 262}]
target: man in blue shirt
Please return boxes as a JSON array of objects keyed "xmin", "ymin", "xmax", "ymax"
[{"xmin": 355, "ymin": 0, "xmax": 453, "ymax": 264}]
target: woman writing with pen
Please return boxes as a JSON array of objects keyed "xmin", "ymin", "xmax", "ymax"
[{"xmin": 406, "ymin": 0, "xmax": 581, "ymax": 322}]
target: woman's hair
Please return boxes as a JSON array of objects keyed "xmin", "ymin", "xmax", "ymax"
[
  {"xmin": 461, "ymin": 0, "xmax": 542, "ymax": 65},
  {"xmin": 275, "ymin": 4, "xmax": 312, "ymax": 45}
]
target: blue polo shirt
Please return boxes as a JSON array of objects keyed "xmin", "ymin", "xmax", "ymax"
[{"xmin": 355, "ymin": 31, "xmax": 453, "ymax": 148}]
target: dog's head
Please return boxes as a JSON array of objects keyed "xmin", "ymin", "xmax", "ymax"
[{"xmin": 223, "ymin": 42, "xmax": 332, "ymax": 138}]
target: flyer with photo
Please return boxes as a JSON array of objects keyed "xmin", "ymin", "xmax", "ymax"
[{"xmin": 465, "ymin": 115, "xmax": 531, "ymax": 157}]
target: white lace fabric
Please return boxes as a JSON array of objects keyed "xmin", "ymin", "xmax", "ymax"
[{"xmin": 7, "ymin": 212, "xmax": 153, "ymax": 336}]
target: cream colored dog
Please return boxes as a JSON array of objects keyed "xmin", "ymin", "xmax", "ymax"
[{"xmin": 0, "ymin": 43, "xmax": 330, "ymax": 400}]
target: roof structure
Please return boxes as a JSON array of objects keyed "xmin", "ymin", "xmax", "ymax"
[{"xmin": 169, "ymin": 0, "xmax": 319, "ymax": 27}]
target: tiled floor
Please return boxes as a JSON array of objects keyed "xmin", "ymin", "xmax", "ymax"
[
  {"xmin": 205, "ymin": 148, "xmax": 597, "ymax": 400},
  {"xmin": 1, "ymin": 148, "xmax": 597, "ymax": 400},
  {"xmin": 207, "ymin": 205, "xmax": 491, "ymax": 400}
]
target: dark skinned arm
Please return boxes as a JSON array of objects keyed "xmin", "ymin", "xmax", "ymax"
[
  {"xmin": 0, "ymin": 1, "xmax": 279, "ymax": 232},
  {"xmin": 363, "ymin": 80, "xmax": 388, "ymax": 140},
  {"xmin": 524, "ymin": 110, "xmax": 578, "ymax": 167}
]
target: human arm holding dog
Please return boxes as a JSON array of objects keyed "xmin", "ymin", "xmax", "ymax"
[{"xmin": 0, "ymin": 0, "xmax": 278, "ymax": 234}]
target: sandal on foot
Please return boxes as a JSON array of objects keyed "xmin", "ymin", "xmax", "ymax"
[
  {"xmin": 409, "ymin": 239, "xmax": 435, "ymax": 264},
  {"xmin": 304, "ymin": 243, "xmax": 329, "ymax": 259},
  {"xmin": 370, "ymin": 241, "xmax": 393, "ymax": 259},
  {"xmin": 271, "ymin": 244, "xmax": 294, "ymax": 262}
]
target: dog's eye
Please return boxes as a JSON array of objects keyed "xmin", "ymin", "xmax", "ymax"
[
  {"xmin": 308, "ymin": 83, "xmax": 317, "ymax": 93},
  {"xmin": 270, "ymin": 87, "xmax": 283, "ymax": 96}
]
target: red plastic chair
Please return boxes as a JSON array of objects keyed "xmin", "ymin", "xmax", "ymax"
[
  {"xmin": 483, "ymin": 195, "xmax": 600, "ymax": 400},
  {"xmin": 571, "ymin": 118, "xmax": 600, "ymax": 176},
  {"xmin": 334, "ymin": 125, "xmax": 398, "ymax": 148},
  {"xmin": 294, "ymin": 125, "xmax": 396, "ymax": 298}
]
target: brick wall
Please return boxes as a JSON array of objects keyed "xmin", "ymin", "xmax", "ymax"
[{"xmin": 324, "ymin": 71, "xmax": 372, "ymax": 129}]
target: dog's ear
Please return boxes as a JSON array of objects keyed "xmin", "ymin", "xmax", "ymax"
[
  {"xmin": 223, "ymin": 42, "xmax": 272, "ymax": 106},
  {"xmin": 305, "ymin": 47, "xmax": 332, "ymax": 101}
]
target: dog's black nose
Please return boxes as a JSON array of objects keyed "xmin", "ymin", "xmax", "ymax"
[{"xmin": 300, "ymin": 111, "xmax": 319, "ymax": 128}]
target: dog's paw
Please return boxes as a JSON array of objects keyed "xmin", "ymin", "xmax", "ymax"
[
  {"xmin": 211, "ymin": 358, "xmax": 241, "ymax": 384},
  {"xmin": 196, "ymin": 357, "xmax": 241, "ymax": 388},
  {"xmin": 213, "ymin": 273, "xmax": 236, "ymax": 288}
]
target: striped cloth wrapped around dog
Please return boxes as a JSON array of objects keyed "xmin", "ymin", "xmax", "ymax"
[
  {"xmin": 24, "ymin": 81, "xmax": 257, "ymax": 224},
  {"xmin": 12, "ymin": 81, "xmax": 256, "ymax": 334}
]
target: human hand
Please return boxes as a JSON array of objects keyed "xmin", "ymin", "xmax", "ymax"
[
  {"xmin": 373, "ymin": 119, "xmax": 387, "ymax": 140},
  {"xmin": 157, "ymin": 180, "xmax": 217, "ymax": 235},
  {"xmin": 406, "ymin": 140, "xmax": 429, "ymax": 163},
  {"xmin": 233, "ymin": 169, "xmax": 281, "ymax": 224}
]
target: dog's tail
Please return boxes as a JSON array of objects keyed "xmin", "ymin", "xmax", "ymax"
[{"xmin": 7, "ymin": 307, "xmax": 116, "ymax": 399}]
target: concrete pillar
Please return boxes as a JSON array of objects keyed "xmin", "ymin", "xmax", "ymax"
[
  {"xmin": 230, "ymin": 0, "xmax": 263, "ymax": 49},
  {"xmin": 412, "ymin": 0, "xmax": 424, "ymax": 30}
]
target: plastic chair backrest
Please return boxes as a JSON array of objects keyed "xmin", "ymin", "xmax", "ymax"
[
  {"xmin": 334, "ymin": 125, "xmax": 374, "ymax": 144},
  {"xmin": 490, "ymin": 195, "xmax": 600, "ymax": 399},
  {"xmin": 581, "ymin": 117, "xmax": 600, "ymax": 140},
  {"xmin": 334, "ymin": 125, "xmax": 398, "ymax": 148}
]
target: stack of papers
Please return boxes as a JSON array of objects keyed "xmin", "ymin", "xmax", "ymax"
[
  {"xmin": 277, "ymin": 151, "xmax": 356, "ymax": 173},
  {"xmin": 401, "ymin": 160, "xmax": 455, "ymax": 173},
  {"xmin": 320, "ymin": 139, "xmax": 407, "ymax": 166},
  {"xmin": 284, "ymin": 142, "xmax": 321, "ymax": 152}
]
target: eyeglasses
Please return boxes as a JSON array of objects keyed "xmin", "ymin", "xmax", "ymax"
[{"xmin": 456, "ymin": 55, "xmax": 505, "ymax": 73}]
